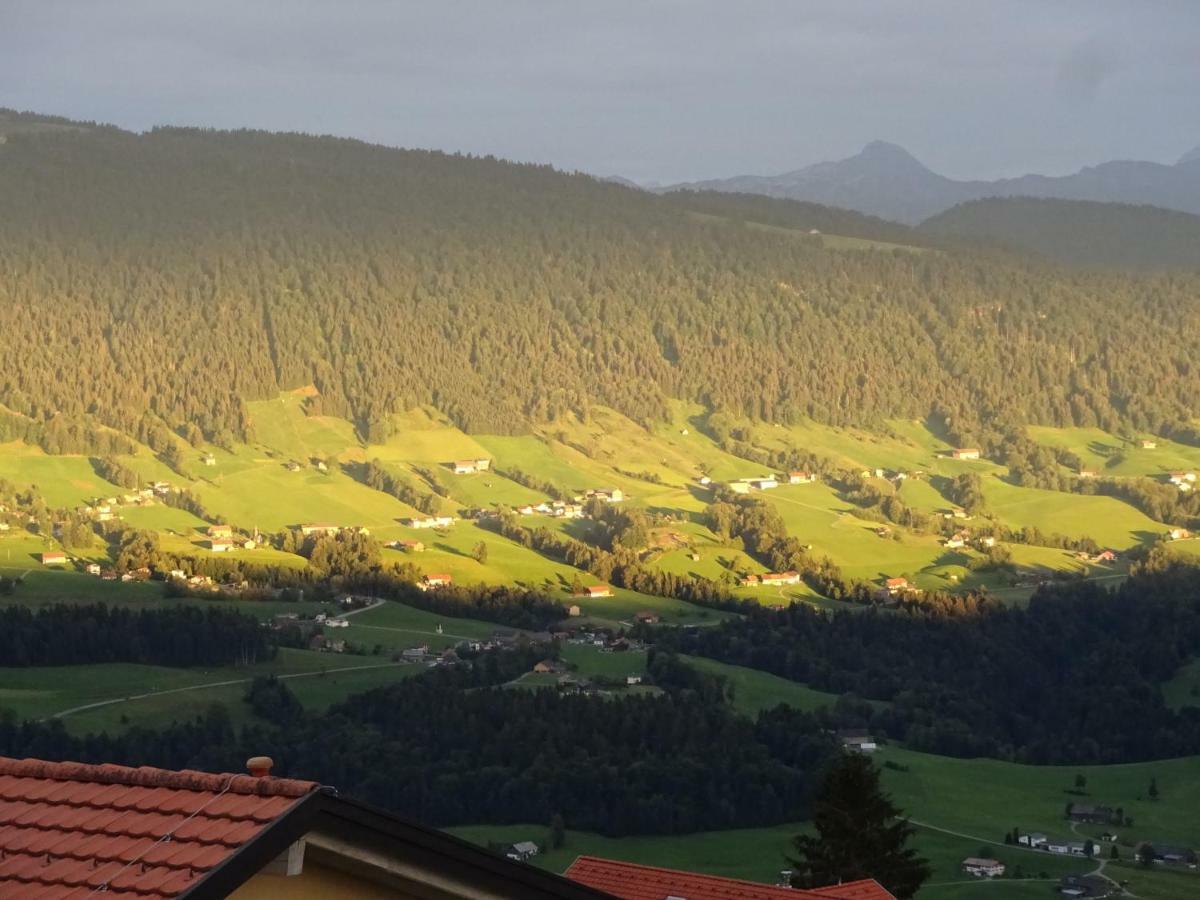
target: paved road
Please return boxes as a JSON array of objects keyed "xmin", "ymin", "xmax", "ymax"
[{"xmin": 47, "ymin": 661, "xmax": 413, "ymax": 721}]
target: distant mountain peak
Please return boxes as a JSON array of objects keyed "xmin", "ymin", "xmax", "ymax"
[
  {"xmin": 858, "ymin": 140, "xmax": 920, "ymax": 162},
  {"xmin": 1179, "ymin": 145, "xmax": 1200, "ymax": 166}
]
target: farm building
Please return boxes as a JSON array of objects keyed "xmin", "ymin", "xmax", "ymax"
[
  {"xmin": 40, "ymin": 552, "xmax": 67, "ymax": 566},
  {"xmin": 421, "ymin": 573, "xmax": 453, "ymax": 590},
  {"xmin": 580, "ymin": 585, "xmax": 612, "ymax": 598},
  {"xmin": 208, "ymin": 524, "xmax": 233, "ymax": 539},
  {"xmin": 1017, "ymin": 832, "xmax": 1047, "ymax": 848},
  {"xmin": 396, "ymin": 539, "xmax": 426, "ymax": 552},
  {"xmin": 406, "ymin": 516, "xmax": 454, "ymax": 529},
  {"xmin": 740, "ymin": 574, "xmax": 762, "ymax": 587},
  {"xmin": 209, "ymin": 540, "xmax": 233, "ymax": 552},
  {"xmin": 749, "ymin": 477, "xmax": 778, "ymax": 490},
  {"xmin": 451, "ymin": 458, "xmax": 491, "ymax": 474},
  {"xmin": 584, "ymin": 487, "xmax": 624, "ymax": 503},
  {"xmin": 632, "ymin": 611, "xmax": 660, "ymax": 625},
  {"xmin": 727, "ymin": 481, "xmax": 752, "ymax": 494},
  {"xmin": 85, "ymin": 563, "xmax": 101, "ymax": 576},
  {"xmin": 761, "ymin": 571, "xmax": 801, "ymax": 586},
  {"xmin": 626, "ymin": 674, "xmax": 643, "ymax": 686},
  {"xmin": 786, "ymin": 471, "xmax": 816, "ymax": 484},
  {"xmin": 300, "ymin": 523, "xmax": 341, "ymax": 536},
  {"xmin": 1140, "ymin": 439, "xmax": 1158, "ymax": 449},
  {"xmin": 943, "ymin": 533, "xmax": 967, "ymax": 549},
  {"xmin": 568, "ymin": 604, "xmax": 582, "ymax": 617},
  {"xmin": 950, "ymin": 448, "xmax": 981, "ymax": 460},
  {"xmin": 839, "ymin": 732, "xmax": 877, "ymax": 754},
  {"xmin": 1168, "ymin": 528, "xmax": 1191, "ymax": 541},
  {"xmin": 961, "ymin": 858, "xmax": 1005, "ymax": 878},
  {"xmin": 883, "ymin": 577, "xmax": 909, "ymax": 594}
]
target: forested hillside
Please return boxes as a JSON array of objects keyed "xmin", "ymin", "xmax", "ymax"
[
  {"xmin": 922, "ymin": 197, "xmax": 1200, "ymax": 270},
  {"xmin": 3, "ymin": 115, "xmax": 1200, "ymax": 449}
]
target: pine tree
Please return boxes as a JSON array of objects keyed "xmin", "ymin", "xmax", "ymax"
[{"xmin": 789, "ymin": 754, "xmax": 931, "ymax": 899}]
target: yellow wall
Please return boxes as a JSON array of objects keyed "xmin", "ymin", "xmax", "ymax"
[{"xmin": 230, "ymin": 861, "xmax": 413, "ymax": 900}]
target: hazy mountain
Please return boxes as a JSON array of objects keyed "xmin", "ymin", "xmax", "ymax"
[
  {"xmin": 921, "ymin": 197, "xmax": 1200, "ymax": 271},
  {"xmin": 665, "ymin": 141, "xmax": 1200, "ymax": 224}
]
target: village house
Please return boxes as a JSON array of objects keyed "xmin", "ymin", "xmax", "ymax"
[
  {"xmin": 551, "ymin": 502, "xmax": 584, "ymax": 518},
  {"xmin": 40, "ymin": 551, "xmax": 67, "ymax": 566},
  {"xmin": 0, "ymin": 522, "xmax": 9, "ymax": 532},
  {"xmin": 325, "ymin": 617, "xmax": 349, "ymax": 629},
  {"xmin": 961, "ymin": 858, "xmax": 1005, "ymax": 878},
  {"xmin": 883, "ymin": 576, "xmax": 908, "ymax": 595},
  {"xmin": 394, "ymin": 539, "xmax": 425, "ymax": 552},
  {"xmin": 584, "ymin": 487, "xmax": 624, "ymax": 503},
  {"xmin": 633, "ymin": 610, "xmax": 660, "ymax": 625},
  {"xmin": 697, "ymin": 475, "xmax": 712, "ymax": 486},
  {"xmin": 566, "ymin": 604, "xmax": 583, "ymax": 617},
  {"xmin": 1045, "ymin": 840, "xmax": 1070, "ymax": 855},
  {"xmin": 950, "ymin": 448, "xmax": 981, "ymax": 460},
  {"xmin": 1138, "ymin": 842, "xmax": 1198, "ymax": 866},
  {"xmin": 978, "ymin": 535, "xmax": 996, "ymax": 548},
  {"xmin": 208, "ymin": 539, "xmax": 233, "ymax": 552},
  {"xmin": 761, "ymin": 571, "xmax": 801, "ymax": 586},
  {"xmin": 506, "ymin": 841, "xmax": 541, "ymax": 862},
  {"xmin": 285, "ymin": 461, "xmax": 302, "ymax": 472}
]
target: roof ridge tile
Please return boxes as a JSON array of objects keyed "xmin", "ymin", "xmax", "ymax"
[{"xmin": 0, "ymin": 757, "xmax": 318, "ymax": 798}]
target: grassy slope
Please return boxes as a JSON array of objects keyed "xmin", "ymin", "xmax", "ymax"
[{"xmin": 680, "ymin": 655, "xmax": 841, "ymax": 716}]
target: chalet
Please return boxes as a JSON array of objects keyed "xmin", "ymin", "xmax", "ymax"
[
  {"xmin": 839, "ymin": 732, "xmax": 877, "ymax": 754},
  {"xmin": 1168, "ymin": 527, "xmax": 1192, "ymax": 541},
  {"xmin": 1067, "ymin": 803, "xmax": 1118, "ymax": 825},
  {"xmin": 750, "ymin": 476, "xmax": 778, "ymax": 491},
  {"xmin": 786, "ymin": 471, "xmax": 816, "ymax": 484},
  {"xmin": 626, "ymin": 674, "xmax": 643, "ymax": 686},
  {"xmin": 507, "ymin": 841, "xmax": 540, "ymax": 862},
  {"xmin": 208, "ymin": 524, "xmax": 233, "ymax": 539},
  {"xmin": 565, "ymin": 856, "xmax": 896, "ymax": 900},
  {"xmin": 585, "ymin": 488, "xmax": 624, "ymax": 503},
  {"xmin": 421, "ymin": 573, "xmax": 453, "ymax": 590},
  {"xmin": 580, "ymin": 585, "xmax": 612, "ymax": 598},
  {"xmin": 761, "ymin": 571, "xmax": 801, "ymax": 586},
  {"xmin": 85, "ymin": 563, "xmax": 101, "ymax": 576},
  {"xmin": 40, "ymin": 551, "xmax": 67, "ymax": 566},
  {"xmin": 950, "ymin": 448, "xmax": 981, "ymax": 460},
  {"xmin": 740, "ymin": 574, "xmax": 762, "ymax": 587},
  {"xmin": 1140, "ymin": 439, "xmax": 1158, "ymax": 449},
  {"xmin": 300, "ymin": 523, "xmax": 341, "ymax": 536},
  {"xmin": 961, "ymin": 858, "xmax": 1005, "ymax": 878},
  {"xmin": 727, "ymin": 481, "xmax": 752, "ymax": 494},
  {"xmin": 633, "ymin": 611, "xmax": 660, "ymax": 625},
  {"xmin": 209, "ymin": 540, "xmax": 233, "ymax": 552},
  {"xmin": 451, "ymin": 458, "xmax": 491, "ymax": 475},
  {"xmin": 884, "ymin": 576, "xmax": 908, "ymax": 594},
  {"xmin": 1058, "ymin": 875, "xmax": 1115, "ymax": 898},
  {"xmin": 568, "ymin": 604, "xmax": 582, "ymax": 617},
  {"xmin": 1078, "ymin": 468, "xmax": 1098, "ymax": 479}
]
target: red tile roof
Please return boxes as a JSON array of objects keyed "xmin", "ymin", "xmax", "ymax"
[
  {"xmin": 0, "ymin": 756, "xmax": 319, "ymax": 900},
  {"xmin": 564, "ymin": 856, "xmax": 895, "ymax": 900}
]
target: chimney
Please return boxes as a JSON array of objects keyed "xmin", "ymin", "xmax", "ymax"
[{"xmin": 246, "ymin": 756, "xmax": 274, "ymax": 777}]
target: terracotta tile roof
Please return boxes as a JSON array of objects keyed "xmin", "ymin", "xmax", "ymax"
[
  {"xmin": 0, "ymin": 757, "xmax": 320, "ymax": 900},
  {"xmin": 564, "ymin": 856, "xmax": 895, "ymax": 900}
]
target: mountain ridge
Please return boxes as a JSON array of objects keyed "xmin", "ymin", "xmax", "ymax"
[{"xmin": 663, "ymin": 142, "xmax": 1200, "ymax": 224}]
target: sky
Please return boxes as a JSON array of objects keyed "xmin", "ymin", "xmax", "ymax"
[{"xmin": 2, "ymin": 1, "xmax": 1198, "ymax": 184}]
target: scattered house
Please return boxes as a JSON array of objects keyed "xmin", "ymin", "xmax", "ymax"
[
  {"xmin": 875, "ymin": 526, "xmax": 891, "ymax": 538},
  {"xmin": 406, "ymin": 516, "xmax": 454, "ymax": 529},
  {"xmin": 697, "ymin": 475, "xmax": 712, "ymax": 486},
  {"xmin": 839, "ymin": 732, "xmax": 877, "ymax": 754},
  {"xmin": 40, "ymin": 551, "xmax": 67, "ymax": 566},
  {"xmin": 85, "ymin": 563, "xmax": 102, "ymax": 576},
  {"xmin": 300, "ymin": 523, "xmax": 341, "ymax": 536},
  {"xmin": 1092, "ymin": 549, "xmax": 1118, "ymax": 564},
  {"xmin": 687, "ymin": 551, "xmax": 701, "ymax": 561},
  {"xmin": 785, "ymin": 471, "xmax": 816, "ymax": 484},
  {"xmin": 209, "ymin": 540, "xmax": 233, "ymax": 552},
  {"xmin": 962, "ymin": 858, "xmax": 1005, "ymax": 878},
  {"xmin": 421, "ymin": 573, "xmax": 453, "ymax": 590},
  {"xmin": 625, "ymin": 674, "xmax": 643, "ymax": 686},
  {"xmin": 568, "ymin": 604, "xmax": 582, "ymax": 617},
  {"xmin": 201, "ymin": 453, "xmax": 216, "ymax": 466},
  {"xmin": 208, "ymin": 524, "xmax": 233, "ymax": 539},
  {"xmin": 950, "ymin": 448, "xmax": 981, "ymax": 460},
  {"xmin": 761, "ymin": 571, "xmax": 801, "ymax": 586},
  {"xmin": 551, "ymin": 502, "xmax": 584, "ymax": 519},
  {"xmin": 632, "ymin": 611, "xmax": 660, "ymax": 625},
  {"xmin": 242, "ymin": 538, "xmax": 257, "ymax": 551},
  {"xmin": 533, "ymin": 660, "xmax": 565, "ymax": 675},
  {"xmin": 314, "ymin": 459, "xmax": 328, "ymax": 472},
  {"xmin": 579, "ymin": 585, "xmax": 612, "ymax": 598},
  {"xmin": 395, "ymin": 539, "xmax": 426, "ymax": 552},
  {"xmin": 750, "ymin": 476, "xmax": 778, "ymax": 491},
  {"xmin": 740, "ymin": 574, "xmax": 762, "ymax": 587},
  {"xmin": 324, "ymin": 618, "xmax": 349, "ymax": 629},
  {"xmin": 402, "ymin": 646, "xmax": 431, "ymax": 662},
  {"xmin": 1067, "ymin": 842, "xmax": 1090, "ymax": 857},
  {"xmin": 1078, "ymin": 468, "xmax": 1098, "ymax": 479},
  {"xmin": 565, "ymin": 856, "xmax": 896, "ymax": 900},
  {"xmin": 1138, "ymin": 842, "xmax": 1198, "ymax": 866},
  {"xmin": 883, "ymin": 576, "xmax": 909, "ymax": 595},
  {"xmin": 1018, "ymin": 832, "xmax": 1047, "ymax": 848},
  {"xmin": 451, "ymin": 458, "xmax": 491, "ymax": 475},
  {"xmin": 943, "ymin": 533, "xmax": 967, "ymax": 549},
  {"xmin": 727, "ymin": 481, "xmax": 752, "ymax": 494},
  {"xmin": 978, "ymin": 535, "xmax": 996, "ymax": 548},
  {"xmin": 1140, "ymin": 439, "xmax": 1158, "ymax": 449},
  {"xmin": 506, "ymin": 841, "xmax": 540, "ymax": 862},
  {"xmin": 1168, "ymin": 527, "xmax": 1191, "ymax": 541},
  {"xmin": 168, "ymin": 569, "xmax": 187, "ymax": 580},
  {"xmin": 285, "ymin": 461, "xmax": 302, "ymax": 472}
]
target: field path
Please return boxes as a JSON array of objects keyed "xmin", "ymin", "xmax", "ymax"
[
  {"xmin": 332, "ymin": 598, "xmax": 387, "ymax": 620},
  {"xmin": 346, "ymin": 622, "xmax": 478, "ymax": 641},
  {"xmin": 46, "ymin": 661, "xmax": 412, "ymax": 721}
]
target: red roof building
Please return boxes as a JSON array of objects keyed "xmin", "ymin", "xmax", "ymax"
[
  {"xmin": 565, "ymin": 856, "xmax": 895, "ymax": 900},
  {"xmin": 0, "ymin": 756, "xmax": 610, "ymax": 900}
]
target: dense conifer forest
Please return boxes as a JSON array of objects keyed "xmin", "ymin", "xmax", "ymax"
[{"xmin": 3, "ymin": 114, "xmax": 1200, "ymax": 449}]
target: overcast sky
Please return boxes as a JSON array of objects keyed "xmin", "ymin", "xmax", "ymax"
[{"xmin": 2, "ymin": 1, "xmax": 1198, "ymax": 184}]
